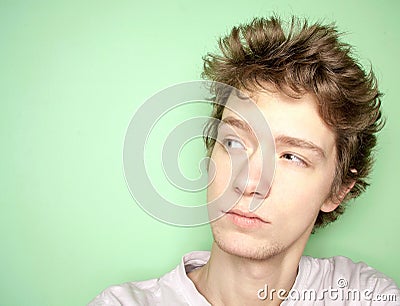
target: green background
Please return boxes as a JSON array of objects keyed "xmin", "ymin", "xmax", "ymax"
[{"xmin": 1, "ymin": 1, "xmax": 399, "ymax": 305}]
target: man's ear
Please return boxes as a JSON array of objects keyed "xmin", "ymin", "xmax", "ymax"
[{"xmin": 321, "ymin": 178, "xmax": 356, "ymax": 213}]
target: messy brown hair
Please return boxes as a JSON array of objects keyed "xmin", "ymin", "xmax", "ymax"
[{"xmin": 202, "ymin": 16, "xmax": 384, "ymax": 229}]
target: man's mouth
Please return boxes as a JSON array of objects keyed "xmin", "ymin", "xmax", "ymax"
[{"xmin": 224, "ymin": 209, "xmax": 269, "ymax": 229}]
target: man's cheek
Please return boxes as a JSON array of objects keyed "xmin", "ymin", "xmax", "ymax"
[{"xmin": 207, "ymin": 178, "xmax": 228, "ymax": 201}]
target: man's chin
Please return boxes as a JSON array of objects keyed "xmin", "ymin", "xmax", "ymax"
[{"xmin": 212, "ymin": 232, "xmax": 284, "ymax": 261}]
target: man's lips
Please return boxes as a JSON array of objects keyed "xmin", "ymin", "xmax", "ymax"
[
  {"xmin": 226, "ymin": 209, "xmax": 268, "ymax": 222},
  {"xmin": 226, "ymin": 209, "xmax": 270, "ymax": 227}
]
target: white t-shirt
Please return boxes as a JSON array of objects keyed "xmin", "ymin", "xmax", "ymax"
[{"xmin": 88, "ymin": 251, "xmax": 400, "ymax": 305}]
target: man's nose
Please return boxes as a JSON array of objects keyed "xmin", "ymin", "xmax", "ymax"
[{"xmin": 232, "ymin": 146, "xmax": 272, "ymax": 199}]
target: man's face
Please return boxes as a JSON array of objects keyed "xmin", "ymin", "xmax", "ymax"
[{"xmin": 207, "ymin": 90, "xmax": 338, "ymax": 260}]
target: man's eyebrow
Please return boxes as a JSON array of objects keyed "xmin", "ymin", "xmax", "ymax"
[
  {"xmin": 275, "ymin": 135, "xmax": 326, "ymax": 159},
  {"xmin": 220, "ymin": 116, "xmax": 254, "ymax": 135}
]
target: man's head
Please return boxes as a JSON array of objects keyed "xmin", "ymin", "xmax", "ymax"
[{"xmin": 203, "ymin": 16, "xmax": 384, "ymax": 230}]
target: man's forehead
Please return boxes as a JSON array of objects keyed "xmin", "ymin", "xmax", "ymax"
[
  {"xmin": 222, "ymin": 87, "xmax": 322, "ymax": 126},
  {"xmin": 218, "ymin": 90, "xmax": 273, "ymax": 138}
]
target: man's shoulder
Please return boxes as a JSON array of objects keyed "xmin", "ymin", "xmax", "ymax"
[
  {"xmin": 88, "ymin": 279, "xmax": 161, "ymax": 306},
  {"xmin": 88, "ymin": 268, "xmax": 181, "ymax": 306},
  {"xmin": 302, "ymin": 255, "xmax": 395, "ymax": 281},
  {"xmin": 295, "ymin": 255, "xmax": 400, "ymax": 304},
  {"xmin": 88, "ymin": 251, "xmax": 211, "ymax": 306}
]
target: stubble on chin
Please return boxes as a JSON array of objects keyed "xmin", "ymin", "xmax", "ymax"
[{"xmin": 211, "ymin": 223, "xmax": 284, "ymax": 261}]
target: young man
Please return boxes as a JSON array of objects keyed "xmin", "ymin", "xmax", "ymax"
[{"xmin": 89, "ymin": 16, "xmax": 400, "ymax": 305}]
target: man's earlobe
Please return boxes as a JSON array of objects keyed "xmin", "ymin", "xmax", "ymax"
[
  {"xmin": 321, "ymin": 199, "xmax": 340, "ymax": 213},
  {"xmin": 321, "ymin": 176, "xmax": 356, "ymax": 213}
]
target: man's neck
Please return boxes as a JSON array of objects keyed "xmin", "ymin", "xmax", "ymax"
[{"xmin": 188, "ymin": 242, "xmax": 303, "ymax": 306}]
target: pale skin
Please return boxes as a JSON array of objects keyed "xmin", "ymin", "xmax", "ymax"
[{"xmin": 188, "ymin": 89, "xmax": 354, "ymax": 305}]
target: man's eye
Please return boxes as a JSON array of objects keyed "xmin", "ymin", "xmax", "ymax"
[
  {"xmin": 281, "ymin": 153, "xmax": 307, "ymax": 166},
  {"xmin": 222, "ymin": 138, "xmax": 246, "ymax": 150}
]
